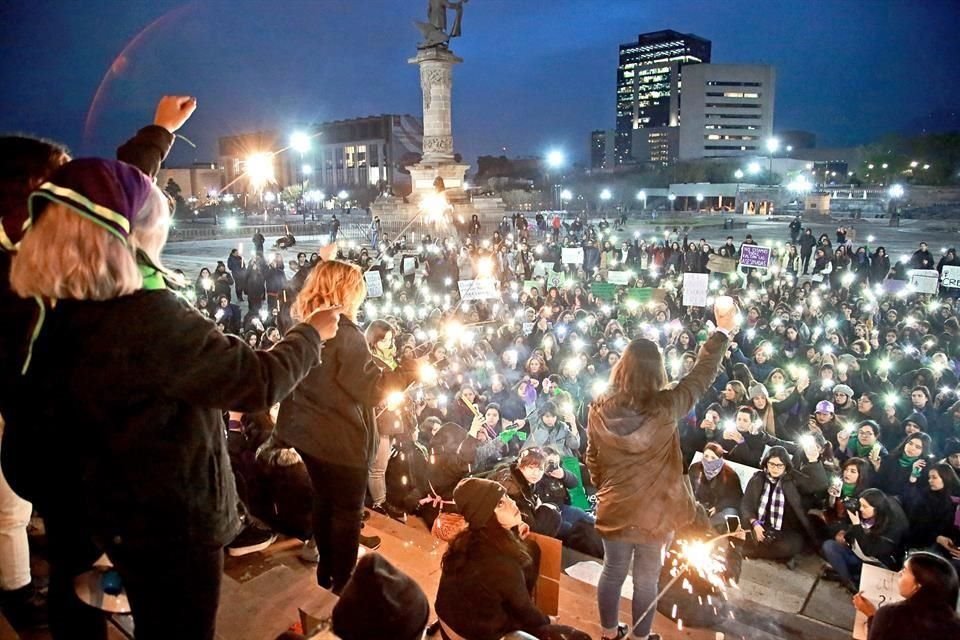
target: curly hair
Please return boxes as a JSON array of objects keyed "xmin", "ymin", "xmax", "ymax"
[{"xmin": 291, "ymin": 259, "xmax": 365, "ymax": 322}]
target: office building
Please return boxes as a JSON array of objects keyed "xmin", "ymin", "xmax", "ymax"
[
  {"xmin": 677, "ymin": 64, "xmax": 776, "ymax": 160},
  {"xmin": 219, "ymin": 114, "xmax": 423, "ymax": 195},
  {"xmin": 615, "ymin": 29, "xmax": 711, "ymax": 165},
  {"xmin": 590, "ymin": 129, "xmax": 615, "ymax": 170}
]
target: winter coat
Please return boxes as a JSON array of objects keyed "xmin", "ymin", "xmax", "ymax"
[
  {"xmin": 842, "ymin": 500, "xmax": 908, "ymax": 569},
  {"xmin": 276, "ymin": 316, "xmax": 415, "ymax": 470},
  {"xmin": 2, "ymin": 290, "xmax": 323, "ymax": 547},
  {"xmin": 586, "ymin": 332, "xmax": 728, "ymax": 543},
  {"xmin": 741, "ymin": 463, "xmax": 827, "ymax": 543},
  {"xmin": 688, "ymin": 462, "xmax": 744, "ymax": 514},
  {"xmin": 522, "ymin": 417, "xmax": 579, "ymax": 459},
  {"xmin": 435, "ymin": 533, "xmax": 549, "ymax": 640}
]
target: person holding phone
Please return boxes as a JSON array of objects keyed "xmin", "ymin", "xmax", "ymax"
[
  {"xmin": 587, "ymin": 298, "xmax": 738, "ymax": 640},
  {"xmin": 688, "ymin": 443, "xmax": 743, "ymax": 532}
]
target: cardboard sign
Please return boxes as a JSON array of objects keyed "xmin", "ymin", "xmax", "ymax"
[
  {"xmin": 682, "ymin": 273, "xmax": 709, "ymax": 307},
  {"xmin": 707, "ymin": 254, "xmax": 738, "ymax": 274},
  {"xmin": 457, "ymin": 279, "xmax": 500, "ymax": 301},
  {"xmin": 942, "ymin": 265, "xmax": 960, "ymax": 289},
  {"xmin": 626, "ymin": 287, "xmax": 665, "ymax": 303},
  {"xmin": 545, "ymin": 270, "xmax": 566, "ymax": 289},
  {"xmin": 607, "ymin": 270, "xmax": 632, "ymax": 285},
  {"xmin": 528, "ymin": 533, "xmax": 562, "ymax": 616},
  {"xmin": 738, "ymin": 245, "xmax": 771, "ymax": 269},
  {"xmin": 364, "ymin": 271, "xmax": 383, "ymax": 298},
  {"xmin": 401, "ymin": 256, "xmax": 417, "ymax": 276},
  {"xmin": 908, "ymin": 269, "xmax": 939, "ymax": 294},
  {"xmin": 561, "ymin": 247, "xmax": 584, "ymax": 265},
  {"xmin": 591, "ymin": 282, "xmax": 619, "ymax": 301},
  {"xmin": 853, "ymin": 564, "xmax": 904, "ymax": 640}
]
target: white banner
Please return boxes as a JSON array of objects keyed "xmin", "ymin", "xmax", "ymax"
[
  {"xmin": 401, "ymin": 256, "xmax": 417, "ymax": 276},
  {"xmin": 364, "ymin": 271, "xmax": 383, "ymax": 298},
  {"xmin": 457, "ymin": 279, "xmax": 500, "ymax": 301},
  {"xmin": 682, "ymin": 273, "xmax": 709, "ymax": 307},
  {"xmin": 561, "ymin": 247, "xmax": 584, "ymax": 265},
  {"xmin": 941, "ymin": 265, "xmax": 960, "ymax": 289},
  {"xmin": 608, "ymin": 270, "xmax": 631, "ymax": 285},
  {"xmin": 908, "ymin": 269, "xmax": 939, "ymax": 294}
]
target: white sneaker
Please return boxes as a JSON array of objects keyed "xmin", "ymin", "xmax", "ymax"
[{"xmin": 299, "ymin": 539, "xmax": 319, "ymax": 563}]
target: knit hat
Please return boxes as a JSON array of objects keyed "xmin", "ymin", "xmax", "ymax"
[
  {"xmin": 833, "ymin": 384, "xmax": 854, "ymax": 398},
  {"xmin": 902, "ymin": 411, "xmax": 928, "ymax": 431},
  {"xmin": 837, "ymin": 354, "xmax": 858, "ymax": 368},
  {"xmin": 28, "ymin": 158, "xmax": 153, "ymax": 244},
  {"xmin": 453, "ymin": 477, "xmax": 506, "ymax": 528},
  {"xmin": 749, "ymin": 383, "xmax": 769, "ymax": 400},
  {"xmin": 815, "ymin": 400, "xmax": 835, "ymax": 414},
  {"xmin": 331, "ymin": 553, "xmax": 429, "ymax": 640},
  {"xmin": 943, "ymin": 438, "xmax": 960, "ymax": 457}
]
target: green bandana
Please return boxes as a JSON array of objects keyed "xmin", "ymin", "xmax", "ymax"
[{"xmin": 841, "ymin": 482, "xmax": 857, "ymax": 498}]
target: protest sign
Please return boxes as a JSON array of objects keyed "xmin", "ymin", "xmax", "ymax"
[
  {"xmin": 738, "ymin": 245, "xmax": 771, "ymax": 269},
  {"xmin": 590, "ymin": 282, "xmax": 618, "ymax": 301},
  {"xmin": 626, "ymin": 288, "xmax": 665, "ymax": 303},
  {"xmin": 607, "ymin": 270, "xmax": 632, "ymax": 285},
  {"xmin": 942, "ymin": 265, "xmax": 960, "ymax": 289},
  {"xmin": 908, "ymin": 269, "xmax": 939, "ymax": 294},
  {"xmin": 532, "ymin": 261, "xmax": 547, "ymax": 278},
  {"xmin": 561, "ymin": 247, "xmax": 584, "ymax": 265},
  {"xmin": 457, "ymin": 279, "xmax": 500, "ymax": 301},
  {"xmin": 853, "ymin": 564, "xmax": 904, "ymax": 640},
  {"xmin": 707, "ymin": 254, "xmax": 738, "ymax": 274},
  {"xmin": 364, "ymin": 271, "xmax": 383, "ymax": 298},
  {"xmin": 401, "ymin": 256, "xmax": 417, "ymax": 276},
  {"xmin": 522, "ymin": 322, "xmax": 535, "ymax": 336},
  {"xmin": 682, "ymin": 273, "xmax": 709, "ymax": 307},
  {"xmin": 545, "ymin": 271, "xmax": 566, "ymax": 289},
  {"xmin": 523, "ymin": 280, "xmax": 543, "ymax": 294}
]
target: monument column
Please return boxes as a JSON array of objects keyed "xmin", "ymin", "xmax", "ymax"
[{"xmin": 410, "ymin": 47, "xmax": 461, "ymax": 165}]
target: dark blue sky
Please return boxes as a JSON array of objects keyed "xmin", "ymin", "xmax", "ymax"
[{"xmin": 2, "ymin": 0, "xmax": 958, "ymax": 167}]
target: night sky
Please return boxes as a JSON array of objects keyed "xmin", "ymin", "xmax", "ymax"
[{"xmin": 2, "ymin": 0, "xmax": 958, "ymax": 168}]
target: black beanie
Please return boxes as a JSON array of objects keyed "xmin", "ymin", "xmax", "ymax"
[
  {"xmin": 331, "ymin": 553, "xmax": 429, "ymax": 640},
  {"xmin": 903, "ymin": 411, "xmax": 928, "ymax": 431},
  {"xmin": 453, "ymin": 477, "xmax": 506, "ymax": 528}
]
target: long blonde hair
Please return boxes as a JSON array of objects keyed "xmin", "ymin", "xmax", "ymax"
[
  {"xmin": 11, "ymin": 184, "xmax": 170, "ymax": 301},
  {"xmin": 292, "ymin": 260, "xmax": 366, "ymax": 322}
]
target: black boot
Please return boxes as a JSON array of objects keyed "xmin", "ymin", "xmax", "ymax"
[{"xmin": 1, "ymin": 582, "xmax": 48, "ymax": 629}]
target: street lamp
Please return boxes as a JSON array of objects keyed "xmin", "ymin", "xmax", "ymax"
[
  {"xmin": 545, "ymin": 149, "xmax": 565, "ymax": 209},
  {"xmin": 910, "ymin": 160, "xmax": 919, "ymax": 168},
  {"xmin": 696, "ymin": 193, "xmax": 704, "ymax": 212},
  {"xmin": 290, "ymin": 131, "xmax": 311, "ymax": 154},
  {"xmin": 734, "ymin": 169, "xmax": 745, "ymax": 180},
  {"xmin": 765, "ymin": 137, "xmax": 780, "ymax": 183},
  {"xmin": 636, "ymin": 190, "xmax": 647, "ymax": 214},
  {"xmin": 748, "ymin": 161, "xmax": 761, "ymax": 176},
  {"xmin": 668, "ymin": 193, "xmax": 676, "ymax": 212},
  {"xmin": 600, "ymin": 188, "xmax": 612, "ymax": 201},
  {"xmin": 560, "ymin": 189, "xmax": 572, "ymax": 208},
  {"xmin": 290, "ymin": 132, "xmax": 313, "ymax": 220},
  {"xmin": 888, "ymin": 184, "xmax": 905, "ymax": 199}
]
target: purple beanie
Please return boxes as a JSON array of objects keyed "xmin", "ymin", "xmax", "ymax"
[{"xmin": 28, "ymin": 158, "xmax": 153, "ymax": 244}]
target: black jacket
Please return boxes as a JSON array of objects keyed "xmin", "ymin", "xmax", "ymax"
[
  {"xmin": 276, "ymin": 316, "xmax": 415, "ymax": 469},
  {"xmin": 2, "ymin": 291, "xmax": 323, "ymax": 547},
  {"xmin": 435, "ymin": 534, "xmax": 549, "ymax": 640},
  {"xmin": 689, "ymin": 462, "xmax": 744, "ymax": 513},
  {"xmin": 741, "ymin": 463, "xmax": 827, "ymax": 542},
  {"xmin": 843, "ymin": 501, "xmax": 908, "ymax": 569}
]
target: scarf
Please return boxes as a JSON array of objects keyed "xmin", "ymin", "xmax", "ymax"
[
  {"xmin": 899, "ymin": 454, "xmax": 918, "ymax": 468},
  {"xmin": 758, "ymin": 474, "xmax": 786, "ymax": 532},
  {"xmin": 855, "ymin": 441, "xmax": 874, "ymax": 458},
  {"xmin": 841, "ymin": 482, "xmax": 857, "ymax": 498},
  {"xmin": 702, "ymin": 457, "xmax": 724, "ymax": 481}
]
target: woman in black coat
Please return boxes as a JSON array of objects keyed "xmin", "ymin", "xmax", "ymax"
[
  {"xmin": 903, "ymin": 462, "xmax": 960, "ymax": 549},
  {"xmin": 869, "ymin": 247, "xmax": 891, "ymax": 284},
  {"xmin": 689, "ymin": 442, "xmax": 744, "ymax": 532},
  {"xmin": 740, "ymin": 446, "xmax": 828, "ymax": 564},
  {"xmin": 874, "ymin": 432, "xmax": 934, "ymax": 501},
  {"xmin": 6, "ymin": 153, "xmax": 340, "ymax": 638},
  {"xmin": 276, "ymin": 261, "xmax": 416, "ymax": 594},
  {"xmin": 853, "ymin": 551, "xmax": 960, "ymax": 639}
]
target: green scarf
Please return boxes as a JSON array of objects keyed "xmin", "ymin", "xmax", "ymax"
[
  {"xmin": 855, "ymin": 441, "xmax": 873, "ymax": 458},
  {"xmin": 898, "ymin": 453, "xmax": 918, "ymax": 468},
  {"xmin": 139, "ymin": 263, "xmax": 167, "ymax": 291},
  {"xmin": 841, "ymin": 482, "xmax": 857, "ymax": 498}
]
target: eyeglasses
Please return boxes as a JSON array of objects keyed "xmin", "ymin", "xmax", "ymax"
[{"xmin": 767, "ymin": 462, "xmax": 786, "ymax": 469}]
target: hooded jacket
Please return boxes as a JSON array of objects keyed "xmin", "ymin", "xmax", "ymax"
[{"xmin": 586, "ymin": 332, "xmax": 728, "ymax": 543}]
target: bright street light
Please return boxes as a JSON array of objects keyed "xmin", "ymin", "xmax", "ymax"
[
  {"xmin": 910, "ymin": 160, "xmax": 919, "ymax": 168},
  {"xmin": 888, "ymin": 184, "xmax": 905, "ymax": 199},
  {"xmin": 599, "ymin": 188, "xmax": 612, "ymax": 201},
  {"xmin": 245, "ymin": 153, "xmax": 275, "ymax": 190},
  {"xmin": 560, "ymin": 189, "xmax": 573, "ymax": 201},
  {"xmin": 734, "ymin": 169, "xmax": 744, "ymax": 180},
  {"xmin": 766, "ymin": 137, "xmax": 780, "ymax": 154},
  {"xmin": 881, "ymin": 163, "xmax": 889, "ymax": 169},
  {"xmin": 264, "ymin": 191, "xmax": 276, "ymax": 203},
  {"xmin": 696, "ymin": 193, "xmax": 704, "ymax": 202},
  {"xmin": 302, "ymin": 164, "xmax": 313, "ymax": 175},
  {"xmin": 667, "ymin": 194, "xmax": 676, "ymax": 202},
  {"xmin": 923, "ymin": 164, "xmax": 930, "ymax": 170},
  {"xmin": 337, "ymin": 190, "xmax": 349, "ymax": 200},
  {"xmin": 748, "ymin": 162, "xmax": 761, "ymax": 175},
  {"xmin": 546, "ymin": 150, "xmax": 565, "ymax": 168},
  {"xmin": 290, "ymin": 131, "xmax": 312, "ymax": 154},
  {"xmin": 786, "ymin": 145, "xmax": 793, "ymax": 152},
  {"xmin": 636, "ymin": 190, "xmax": 647, "ymax": 201}
]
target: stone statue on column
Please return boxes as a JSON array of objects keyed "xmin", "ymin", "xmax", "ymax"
[{"xmin": 418, "ymin": 0, "xmax": 467, "ymax": 49}]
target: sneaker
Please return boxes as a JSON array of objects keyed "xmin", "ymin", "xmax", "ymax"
[
  {"xmin": 299, "ymin": 539, "xmax": 319, "ymax": 563},
  {"xmin": 226, "ymin": 525, "xmax": 277, "ymax": 557},
  {"xmin": 359, "ymin": 534, "xmax": 381, "ymax": 551},
  {"xmin": 372, "ymin": 502, "xmax": 408, "ymax": 524},
  {"xmin": 600, "ymin": 623, "xmax": 627, "ymax": 640}
]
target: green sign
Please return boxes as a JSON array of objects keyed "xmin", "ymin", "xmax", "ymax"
[{"xmin": 590, "ymin": 282, "xmax": 619, "ymax": 300}]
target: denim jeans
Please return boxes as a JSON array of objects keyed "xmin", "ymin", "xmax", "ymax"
[
  {"xmin": 821, "ymin": 539, "xmax": 862, "ymax": 586},
  {"xmin": 368, "ymin": 434, "xmax": 391, "ymax": 506},
  {"xmin": 558, "ymin": 504, "xmax": 595, "ymax": 537},
  {"xmin": 598, "ymin": 536, "xmax": 668, "ymax": 637}
]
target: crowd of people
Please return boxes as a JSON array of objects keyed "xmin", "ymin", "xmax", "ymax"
[{"xmin": 1, "ymin": 95, "xmax": 959, "ymax": 640}]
